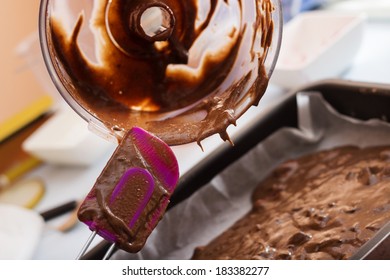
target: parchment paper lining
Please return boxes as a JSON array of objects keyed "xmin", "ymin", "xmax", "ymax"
[{"xmin": 114, "ymin": 91, "xmax": 390, "ymax": 260}]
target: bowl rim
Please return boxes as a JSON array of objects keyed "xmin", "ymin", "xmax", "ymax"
[{"xmin": 38, "ymin": 0, "xmax": 283, "ymax": 144}]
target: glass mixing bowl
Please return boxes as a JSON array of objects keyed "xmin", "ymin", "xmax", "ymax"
[{"xmin": 39, "ymin": 0, "xmax": 282, "ymax": 146}]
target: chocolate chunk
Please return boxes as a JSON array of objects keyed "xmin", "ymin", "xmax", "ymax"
[{"xmin": 288, "ymin": 232, "xmax": 312, "ymax": 246}]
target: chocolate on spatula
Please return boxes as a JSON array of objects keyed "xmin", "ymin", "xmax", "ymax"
[{"xmin": 77, "ymin": 127, "xmax": 179, "ymax": 253}]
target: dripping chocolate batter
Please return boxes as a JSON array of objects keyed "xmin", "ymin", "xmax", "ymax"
[{"xmin": 48, "ymin": 0, "xmax": 275, "ymax": 145}]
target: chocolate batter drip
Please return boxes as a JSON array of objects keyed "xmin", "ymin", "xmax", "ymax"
[{"xmin": 48, "ymin": 0, "xmax": 275, "ymax": 145}]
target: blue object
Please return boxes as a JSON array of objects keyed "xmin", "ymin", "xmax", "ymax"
[{"xmin": 281, "ymin": 0, "xmax": 327, "ymax": 22}]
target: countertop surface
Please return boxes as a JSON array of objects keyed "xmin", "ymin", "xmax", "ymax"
[{"xmin": 28, "ymin": 16, "xmax": 390, "ymax": 259}]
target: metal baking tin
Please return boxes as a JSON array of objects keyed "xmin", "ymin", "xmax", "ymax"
[{"xmin": 84, "ymin": 79, "xmax": 390, "ymax": 259}]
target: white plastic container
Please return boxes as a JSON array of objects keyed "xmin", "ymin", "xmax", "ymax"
[
  {"xmin": 271, "ymin": 11, "xmax": 366, "ymax": 88},
  {"xmin": 23, "ymin": 106, "xmax": 115, "ymax": 166}
]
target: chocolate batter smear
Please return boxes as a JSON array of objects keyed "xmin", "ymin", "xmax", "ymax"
[
  {"xmin": 192, "ymin": 146, "xmax": 390, "ymax": 260},
  {"xmin": 47, "ymin": 0, "xmax": 275, "ymax": 145}
]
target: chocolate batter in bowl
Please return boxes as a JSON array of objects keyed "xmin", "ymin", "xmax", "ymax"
[{"xmin": 39, "ymin": 0, "xmax": 282, "ymax": 145}]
